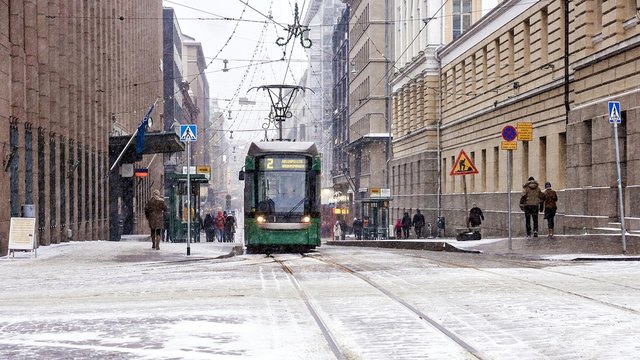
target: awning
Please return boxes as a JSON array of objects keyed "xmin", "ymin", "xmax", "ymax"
[{"xmin": 109, "ymin": 131, "xmax": 184, "ymax": 163}]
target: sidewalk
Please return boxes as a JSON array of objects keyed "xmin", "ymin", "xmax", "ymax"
[
  {"xmin": 3, "ymin": 236, "xmax": 243, "ymax": 262},
  {"xmin": 326, "ymin": 233, "xmax": 640, "ymax": 260}
]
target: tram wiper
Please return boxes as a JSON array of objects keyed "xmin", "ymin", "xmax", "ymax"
[{"xmin": 285, "ymin": 197, "xmax": 307, "ymax": 218}]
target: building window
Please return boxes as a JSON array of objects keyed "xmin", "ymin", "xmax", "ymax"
[
  {"xmin": 541, "ymin": 7, "xmax": 549, "ymax": 64},
  {"xmin": 38, "ymin": 128, "xmax": 46, "ymax": 234},
  {"xmin": 50, "ymin": 135, "xmax": 56, "ymax": 231},
  {"xmin": 539, "ymin": 136, "xmax": 547, "ymax": 184},
  {"xmin": 10, "ymin": 121, "xmax": 19, "ymax": 217},
  {"xmin": 60, "ymin": 138, "xmax": 66, "ymax": 229},
  {"xmin": 69, "ymin": 142, "xmax": 75, "ymax": 226},
  {"xmin": 523, "ymin": 19, "xmax": 531, "ymax": 71},
  {"xmin": 77, "ymin": 144, "xmax": 82, "ymax": 224},
  {"xmin": 25, "ymin": 125, "xmax": 33, "ymax": 204},
  {"xmin": 494, "ymin": 39, "xmax": 501, "ymax": 86},
  {"xmin": 452, "ymin": 0, "xmax": 472, "ymax": 40}
]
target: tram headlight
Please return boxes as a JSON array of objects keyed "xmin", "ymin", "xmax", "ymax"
[
  {"xmin": 256, "ymin": 215, "xmax": 266, "ymax": 223},
  {"xmin": 301, "ymin": 215, "xmax": 311, "ymax": 223}
]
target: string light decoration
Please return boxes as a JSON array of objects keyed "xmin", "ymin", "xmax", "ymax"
[{"xmin": 275, "ymin": 3, "xmax": 312, "ymax": 49}]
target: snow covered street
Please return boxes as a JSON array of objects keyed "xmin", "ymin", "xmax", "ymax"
[{"xmin": 2, "ymin": 241, "xmax": 640, "ymax": 359}]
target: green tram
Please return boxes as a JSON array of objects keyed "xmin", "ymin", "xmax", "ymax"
[{"xmin": 239, "ymin": 141, "xmax": 321, "ymax": 253}]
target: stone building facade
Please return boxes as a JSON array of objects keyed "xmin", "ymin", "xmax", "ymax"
[
  {"xmin": 346, "ymin": 0, "xmax": 393, "ymax": 219},
  {"xmin": 391, "ymin": 0, "xmax": 640, "ymax": 236},
  {"xmin": 0, "ymin": 0, "xmax": 163, "ymax": 255}
]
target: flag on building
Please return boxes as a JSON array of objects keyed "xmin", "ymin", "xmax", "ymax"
[{"xmin": 136, "ymin": 102, "xmax": 156, "ymax": 154}]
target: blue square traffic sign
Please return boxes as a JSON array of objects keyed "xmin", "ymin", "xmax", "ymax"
[
  {"xmin": 608, "ymin": 101, "xmax": 621, "ymax": 124},
  {"xmin": 180, "ymin": 124, "xmax": 197, "ymax": 142}
]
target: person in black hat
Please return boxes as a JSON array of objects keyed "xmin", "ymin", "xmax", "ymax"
[
  {"xmin": 542, "ymin": 181, "xmax": 558, "ymax": 238},
  {"xmin": 522, "ymin": 176, "xmax": 543, "ymax": 238}
]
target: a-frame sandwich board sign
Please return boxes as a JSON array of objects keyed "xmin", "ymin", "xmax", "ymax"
[{"xmin": 450, "ymin": 149, "xmax": 479, "ymax": 176}]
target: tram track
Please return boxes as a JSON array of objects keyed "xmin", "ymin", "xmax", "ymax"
[
  {"xmin": 270, "ymin": 255, "xmax": 346, "ymax": 360},
  {"xmin": 272, "ymin": 253, "xmax": 486, "ymax": 360},
  {"xmin": 382, "ymin": 250, "xmax": 640, "ymax": 316}
]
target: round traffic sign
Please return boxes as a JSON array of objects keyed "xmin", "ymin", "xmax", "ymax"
[{"xmin": 502, "ymin": 125, "xmax": 517, "ymax": 141}]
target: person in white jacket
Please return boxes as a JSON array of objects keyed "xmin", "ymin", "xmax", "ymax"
[{"xmin": 333, "ymin": 221, "xmax": 342, "ymax": 240}]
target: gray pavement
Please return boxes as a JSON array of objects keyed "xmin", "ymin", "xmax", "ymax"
[{"xmin": 326, "ymin": 233, "xmax": 640, "ymax": 260}]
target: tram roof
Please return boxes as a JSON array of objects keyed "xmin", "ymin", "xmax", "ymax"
[{"xmin": 247, "ymin": 141, "xmax": 318, "ymax": 156}]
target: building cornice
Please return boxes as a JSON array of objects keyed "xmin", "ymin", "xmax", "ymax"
[{"xmin": 439, "ymin": 0, "xmax": 536, "ymax": 66}]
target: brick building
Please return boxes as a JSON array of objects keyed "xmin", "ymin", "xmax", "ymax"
[{"xmin": 0, "ymin": 1, "xmax": 164, "ymax": 254}]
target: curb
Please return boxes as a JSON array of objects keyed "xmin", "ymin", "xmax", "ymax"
[{"xmin": 325, "ymin": 240, "xmax": 481, "ymax": 254}]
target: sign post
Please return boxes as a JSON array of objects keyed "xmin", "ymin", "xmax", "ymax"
[
  {"xmin": 502, "ymin": 125, "xmax": 518, "ymax": 250},
  {"xmin": 180, "ymin": 124, "xmax": 197, "ymax": 256},
  {"xmin": 608, "ymin": 101, "xmax": 627, "ymax": 253},
  {"xmin": 450, "ymin": 149, "xmax": 479, "ymax": 230}
]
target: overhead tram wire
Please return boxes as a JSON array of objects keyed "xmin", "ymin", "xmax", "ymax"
[
  {"xmin": 236, "ymin": 0, "xmax": 287, "ymax": 30},
  {"xmin": 195, "ymin": 0, "xmax": 275, "ymax": 155}
]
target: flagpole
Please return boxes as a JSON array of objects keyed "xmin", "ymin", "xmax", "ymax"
[{"xmin": 109, "ymin": 98, "xmax": 160, "ymax": 172}]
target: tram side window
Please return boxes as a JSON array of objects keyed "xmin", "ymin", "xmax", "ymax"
[{"xmin": 244, "ymin": 173, "xmax": 255, "ymax": 213}]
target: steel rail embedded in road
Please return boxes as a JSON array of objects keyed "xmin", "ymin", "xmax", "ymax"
[
  {"xmin": 306, "ymin": 254, "xmax": 487, "ymax": 360},
  {"xmin": 270, "ymin": 255, "xmax": 346, "ymax": 360}
]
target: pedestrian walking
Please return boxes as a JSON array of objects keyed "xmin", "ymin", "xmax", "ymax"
[
  {"xmin": 203, "ymin": 213, "xmax": 215, "ymax": 242},
  {"xmin": 401, "ymin": 212, "xmax": 412, "ymax": 239},
  {"xmin": 339, "ymin": 220, "xmax": 347, "ymax": 240},
  {"xmin": 468, "ymin": 203, "xmax": 484, "ymax": 227},
  {"xmin": 412, "ymin": 209, "xmax": 425, "ymax": 238},
  {"xmin": 214, "ymin": 210, "xmax": 225, "ymax": 242},
  {"xmin": 521, "ymin": 176, "xmax": 543, "ymax": 238},
  {"xmin": 542, "ymin": 181, "xmax": 558, "ymax": 238},
  {"xmin": 352, "ymin": 217, "xmax": 363, "ymax": 240},
  {"xmin": 333, "ymin": 220, "xmax": 342, "ymax": 240},
  {"xmin": 224, "ymin": 211, "xmax": 236, "ymax": 242},
  {"xmin": 394, "ymin": 218, "xmax": 403, "ymax": 239},
  {"xmin": 144, "ymin": 189, "xmax": 168, "ymax": 250}
]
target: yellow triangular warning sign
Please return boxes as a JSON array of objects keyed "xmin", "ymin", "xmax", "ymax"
[{"xmin": 450, "ymin": 149, "xmax": 479, "ymax": 176}]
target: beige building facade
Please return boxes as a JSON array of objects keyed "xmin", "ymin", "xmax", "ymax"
[
  {"xmin": 347, "ymin": 0, "xmax": 393, "ymax": 220},
  {"xmin": 390, "ymin": 0, "xmax": 640, "ymax": 237},
  {"xmin": 0, "ymin": 0, "xmax": 164, "ymax": 255}
]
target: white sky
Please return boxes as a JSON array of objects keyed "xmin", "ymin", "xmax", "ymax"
[{"xmin": 164, "ymin": 0, "xmax": 311, "ymax": 142}]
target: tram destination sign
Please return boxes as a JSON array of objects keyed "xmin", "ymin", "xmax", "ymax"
[{"xmin": 260, "ymin": 157, "xmax": 307, "ymax": 170}]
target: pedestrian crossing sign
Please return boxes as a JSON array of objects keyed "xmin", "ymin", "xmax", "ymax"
[
  {"xmin": 180, "ymin": 124, "xmax": 197, "ymax": 142},
  {"xmin": 608, "ymin": 101, "xmax": 621, "ymax": 124},
  {"xmin": 450, "ymin": 149, "xmax": 479, "ymax": 176}
]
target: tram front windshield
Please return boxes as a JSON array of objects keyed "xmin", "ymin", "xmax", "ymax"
[{"xmin": 256, "ymin": 157, "xmax": 308, "ymax": 215}]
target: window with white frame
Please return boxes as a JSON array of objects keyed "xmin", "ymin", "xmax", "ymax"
[{"xmin": 452, "ymin": 0, "xmax": 472, "ymax": 40}]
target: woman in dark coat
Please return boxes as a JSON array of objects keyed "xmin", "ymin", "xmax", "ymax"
[
  {"xmin": 203, "ymin": 213, "xmax": 215, "ymax": 242},
  {"xmin": 145, "ymin": 190, "xmax": 168, "ymax": 250}
]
